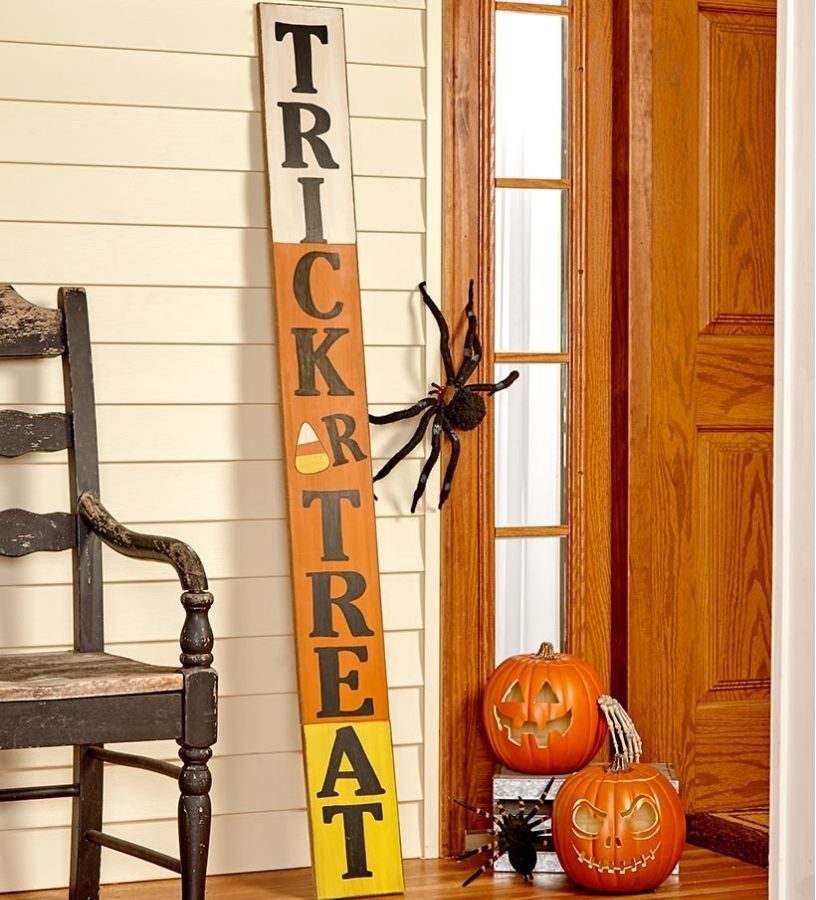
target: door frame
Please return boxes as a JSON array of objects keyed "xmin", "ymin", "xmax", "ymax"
[{"xmin": 439, "ymin": 0, "xmax": 616, "ymax": 856}]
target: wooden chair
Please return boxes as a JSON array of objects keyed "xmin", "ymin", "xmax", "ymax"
[{"xmin": 0, "ymin": 285, "xmax": 217, "ymax": 900}]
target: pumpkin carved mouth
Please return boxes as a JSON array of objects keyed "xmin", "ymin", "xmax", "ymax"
[
  {"xmin": 494, "ymin": 708, "xmax": 573, "ymax": 747},
  {"xmin": 572, "ymin": 842, "xmax": 661, "ymax": 874}
]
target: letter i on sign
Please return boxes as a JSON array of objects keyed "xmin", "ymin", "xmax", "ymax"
[{"xmin": 257, "ymin": 5, "xmax": 404, "ymax": 898}]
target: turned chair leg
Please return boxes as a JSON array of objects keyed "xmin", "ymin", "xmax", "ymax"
[
  {"xmin": 69, "ymin": 745, "xmax": 104, "ymax": 900},
  {"xmin": 178, "ymin": 745, "xmax": 213, "ymax": 900}
]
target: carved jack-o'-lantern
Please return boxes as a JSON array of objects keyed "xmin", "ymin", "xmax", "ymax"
[
  {"xmin": 552, "ymin": 759, "xmax": 685, "ymax": 893},
  {"xmin": 482, "ymin": 643, "xmax": 607, "ymax": 774}
]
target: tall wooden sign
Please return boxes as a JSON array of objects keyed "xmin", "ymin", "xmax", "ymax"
[{"xmin": 257, "ymin": 6, "xmax": 404, "ymax": 898}]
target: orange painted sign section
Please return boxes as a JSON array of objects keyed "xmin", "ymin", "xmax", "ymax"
[
  {"xmin": 271, "ymin": 242, "xmax": 390, "ymax": 725},
  {"xmin": 258, "ymin": 5, "xmax": 403, "ymax": 897}
]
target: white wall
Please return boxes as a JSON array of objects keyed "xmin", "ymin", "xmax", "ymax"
[
  {"xmin": 770, "ymin": 0, "xmax": 815, "ymax": 896},
  {"xmin": 0, "ymin": 0, "xmax": 441, "ymax": 890}
]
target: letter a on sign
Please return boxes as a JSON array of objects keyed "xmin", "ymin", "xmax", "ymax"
[{"xmin": 257, "ymin": 6, "xmax": 404, "ymax": 898}]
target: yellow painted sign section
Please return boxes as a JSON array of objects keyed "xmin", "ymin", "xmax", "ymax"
[
  {"xmin": 304, "ymin": 722, "xmax": 402, "ymax": 898},
  {"xmin": 258, "ymin": 4, "xmax": 403, "ymax": 897}
]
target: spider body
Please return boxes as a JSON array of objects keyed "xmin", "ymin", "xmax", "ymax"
[
  {"xmin": 441, "ymin": 385, "xmax": 486, "ymax": 431},
  {"xmin": 369, "ymin": 281, "xmax": 518, "ymax": 512},
  {"xmin": 450, "ymin": 780, "xmax": 554, "ymax": 887},
  {"xmin": 500, "ymin": 814, "xmax": 539, "ymax": 878}
]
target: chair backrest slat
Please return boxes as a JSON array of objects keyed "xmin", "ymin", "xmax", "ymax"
[
  {"xmin": 0, "ymin": 285, "xmax": 103, "ymax": 650},
  {"xmin": 0, "ymin": 410, "xmax": 72, "ymax": 457},
  {"xmin": 0, "ymin": 509, "xmax": 76, "ymax": 556},
  {"xmin": 0, "ymin": 285, "xmax": 65, "ymax": 357}
]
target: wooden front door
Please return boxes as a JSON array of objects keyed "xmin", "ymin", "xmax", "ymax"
[{"xmin": 627, "ymin": 0, "xmax": 776, "ymax": 812}]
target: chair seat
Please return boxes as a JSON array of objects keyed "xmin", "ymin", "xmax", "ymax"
[{"xmin": 0, "ymin": 651, "xmax": 183, "ymax": 702}]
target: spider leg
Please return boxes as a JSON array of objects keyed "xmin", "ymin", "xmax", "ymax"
[
  {"xmin": 467, "ymin": 370, "xmax": 520, "ymax": 395},
  {"xmin": 461, "ymin": 848, "xmax": 502, "ymax": 888},
  {"xmin": 455, "ymin": 280, "xmax": 484, "ymax": 385},
  {"xmin": 524, "ymin": 779, "xmax": 555, "ymax": 823},
  {"xmin": 419, "ymin": 281, "xmax": 456, "ymax": 383},
  {"xmin": 454, "ymin": 839, "xmax": 498, "ymax": 862},
  {"xmin": 448, "ymin": 797, "xmax": 495, "ymax": 823},
  {"xmin": 438, "ymin": 417, "xmax": 460, "ymax": 508},
  {"xmin": 372, "ymin": 407, "xmax": 436, "ymax": 485},
  {"xmin": 410, "ymin": 411, "xmax": 443, "ymax": 513},
  {"xmin": 369, "ymin": 396, "xmax": 436, "ymax": 425}
]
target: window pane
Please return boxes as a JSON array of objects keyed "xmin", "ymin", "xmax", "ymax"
[
  {"xmin": 495, "ymin": 12, "xmax": 567, "ymax": 179},
  {"xmin": 495, "ymin": 189, "xmax": 567, "ymax": 353},
  {"xmin": 494, "ymin": 363, "xmax": 567, "ymax": 527},
  {"xmin": 495, "ymin": 537, "xmax": 566, "ymax": 663}
]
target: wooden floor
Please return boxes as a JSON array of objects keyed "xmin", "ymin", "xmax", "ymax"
[{"xmin": 2, "ymin": 847, "xmax": 767, "ymax": 899}]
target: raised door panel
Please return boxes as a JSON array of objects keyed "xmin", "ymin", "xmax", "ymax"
[
  {"xmin": 699, "ymin": 10, "xmax": 776, "ymax": 335},
  {"xmin": 698, "ymin": 430, "xmax": 772, "ymax": 696}
]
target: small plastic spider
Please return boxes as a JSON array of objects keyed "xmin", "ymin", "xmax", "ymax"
[
  {"xmin": 450, "ymin": 779, "xmax": 555, "ymax": 887},
  {"xmin": 369, "ymin": 281, "xmax": 519, "ymax": 512}
]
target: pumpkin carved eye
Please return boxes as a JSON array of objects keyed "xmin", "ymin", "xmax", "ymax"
[
  {"xmin": 501, "ymin": 680, "xmax": 525, "ymax": 703},
  {"xmin": 535, "ymin": 680, "xmax": 559, "ymax": 703},
  {"xmin": 620, "ymin": 795, "xmax": 660, "ymax": 837},
  {"xmin": 572, "ymin": 799, "xmax": 607, "ymax": 836}
]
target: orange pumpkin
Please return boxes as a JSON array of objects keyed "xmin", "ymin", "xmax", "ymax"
[
  {"xmin": 482, "ymin": 642, "xmax": 607, "ymax": 774},
  {"xmin": 552, "ymin": 759, "xmax": 685, "ymax": 893}
]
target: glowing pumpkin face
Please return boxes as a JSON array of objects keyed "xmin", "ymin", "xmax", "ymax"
[
  {"xmin": 553, "ymin": 761, "xmax": 685, "ymax": 893},
  {"xmin": 494, "ymin": 677, "xmax": 573, "ymax": 748},
  {"xmin": 482, "ymin": 643, "xmax": 607, "ymax": 774}
]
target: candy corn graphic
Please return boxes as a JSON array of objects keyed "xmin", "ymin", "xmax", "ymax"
[{"xmin": 294, "ymin": 421, "xmax": 331, "ymax": 474}]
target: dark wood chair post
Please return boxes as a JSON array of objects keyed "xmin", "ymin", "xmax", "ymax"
[
  {"xmin": 178, "ymin": 589, "xmax": 217, "ymax": 900},
  {"xmin": 69, "ymin": 745, "xmax": 104, "ymax": 900}
]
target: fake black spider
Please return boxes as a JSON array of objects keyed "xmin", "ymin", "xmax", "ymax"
[
  {"xmin": 369, "ymin": 281, "xmax": 519, "ymax": 512},
  {"xmin": 450, "ymin": 779, "xmax": 555, "ymax": 887}
]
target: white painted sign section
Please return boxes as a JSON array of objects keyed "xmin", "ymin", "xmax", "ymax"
[{"xmin": 258, "ymin": 4, "xmax": 356, "ymax": 245}]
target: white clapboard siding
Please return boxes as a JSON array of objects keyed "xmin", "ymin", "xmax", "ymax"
[
  {"xmin": 0, "ymin": 516, "xmax": 425, "ymax": 586},
  {"xmin": 0, "ymin": 224, "xmax": 423, "ymax": 288},
  {"xmin": 0, "ymin": 458, "xmax": 424, "ymax": 523},
  {"xmin": 1, "ymin": 403, "xmax": 430, "ymax": 465},
  {"xmin": 0, "ymin": 572, "xmax": 422, "ymax": 649},
  {"xmin": 0, "ymin": 44, "xmax": 425, "ymax": 120},
  {"xmin": 0, "ymin": 103, "xmax": 424, "ymax": 175},
  {"xmin": 7, "ymin": 285, "xmax": 425, "ymax": 346},
  {"xmin": 348, "ymin": 65, "xmax": 426, "ymax": 120},
  {"xmin": 0, "ymin": 402, "xmax": 434, "ymax": 465},
  {"xmin": 0, "ymin": 167, "xmax": 424, "ymax": 233},
  {"xmin": 0, "ymin": 2, "xmax": 425, "ymax": 59},
  {"xmin": 0, "ymin": 346, "xmax": 424, "ymax": 405}
]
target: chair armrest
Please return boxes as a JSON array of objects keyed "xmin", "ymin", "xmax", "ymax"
[{"xmin": 78, "ymin": 491, "xmax": 208, "ymax": 593}]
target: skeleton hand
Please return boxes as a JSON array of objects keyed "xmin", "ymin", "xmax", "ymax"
[{"xmin": 597, "ymin": 695, "xmax": 643, "ymax": 765}]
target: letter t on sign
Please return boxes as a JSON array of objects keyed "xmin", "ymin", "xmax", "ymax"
[{"xmin": 257, "ymin": 5, "xmax": 404, "ymax": 899}]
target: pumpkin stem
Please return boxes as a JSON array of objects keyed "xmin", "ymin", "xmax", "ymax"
[
  {"xmin": 534, "ymin": 642, "xmax": 558, "ymax": 660},
  {"xmin": 607, "ymin": 753, "xmax": 632, "ymax": 774}
]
